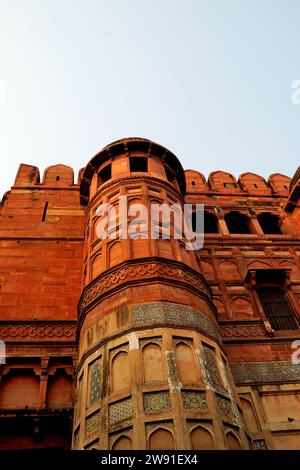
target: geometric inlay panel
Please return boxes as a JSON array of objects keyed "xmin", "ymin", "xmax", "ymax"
[
  {"xmin": 86, "ymin": 410, "xmax": 101, "ymax": 435},
  {"xmin": 89, "ymin": 361, "xmax": 101, "ymax": 406},
  {"xmin": 182, "ymin": 391, "xmax": 207, "ymax": 410},
  {"xmin": 230, "ymin": 361, "xmax": 300, "ymax": 385},
  {"xmin": 143, "ymin": 391, "xmax": 172, "ymax": 413},
  {"xmin": 109, "ymin": 398, "xmax": 133, "ymax": 424},
  {"xmin": 132, "ymin": 302, "xmax": 222, "ymax": 346},
  {"xmin": 202, "ymin": 346, "xmax": 226, "ymax": 393},
  {"xmin": 216, "ymin": 395, "xmax": 233, "ymax": 419}
]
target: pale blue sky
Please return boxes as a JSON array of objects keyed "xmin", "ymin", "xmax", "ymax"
[{"xmin": 0, "ymin": 0, "xmax": 300, "ymax": 197}]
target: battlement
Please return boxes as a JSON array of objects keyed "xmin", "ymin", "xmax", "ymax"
[
  {"xmin": 185, "ymin": 169, "xmax": 291, "ymax": 196},
  {"xmin": 13, "ymin": 163, "xmax": 84, "ymax": 188},
  {"xmin": 12, "ymin": 160, "xmax": 291, "ymax": 199}
]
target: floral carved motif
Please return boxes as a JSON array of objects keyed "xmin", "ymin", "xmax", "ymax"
[
  {"xmin": 0, "ymin": 323, "xmax": 76, "ymax": 341},
  {"xmin": 79, "ymin": 259, "xmax": 211, "ymax": 314},
  {"xmin": 220, "ymin": 324, "xmax": 267, "ymax": 339}
]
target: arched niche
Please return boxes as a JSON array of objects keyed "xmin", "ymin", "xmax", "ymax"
[
  {"xmin": 190, "ymin": 426, "xmax": 214, "ymax": 450},
  {"xmin": 219, "ymin": 261, "xmax": 240, "ymax": 281},
  {"xmin": 279, "ymin": 261, "xmax": 299, "ymax": 281},
  {"xmin": 112, "ymin": 435, "xmax": 132, "ymax": 450},
  {"xmin": 109, "ymin": 241, "xmax": 124, "ymax": 268},
  {"xmin": 149, "ymin": 428, "xmax": 175, "ymax": 450},
  {"xmin": 213, "ymin": 298, "xmax": 226, "ymax": 318},
  {"xmin": 247, "ymin": 260, "xmax": 271, "ymax": 269},
  {"xmin": 91, "ymin": 251, "xmax": 105, "ymax": 278},
  {"xmin": 111, "ymin": 351, "xmax": 130, "ymax": 393},
  {"xmin": 239, "ymin": 397, "xmax": 259, "ymax": 433},
  {"xmin": 231, "ymin": 297, "xmax": 254, "ymax": 318},
  {"xmin": 142, "ymin": 342, "xmax": 165, "ymax": 384},
  {"xmin": 201, "ymin": 261, "xmax": 215, "ymax": 281},
  {"xmin": 175, "ymin": 341, "xmax": 199, "ymax": 383},
  {"xmin": 225, "ymin": 431, "xmax": 241, "ymax": 450}
]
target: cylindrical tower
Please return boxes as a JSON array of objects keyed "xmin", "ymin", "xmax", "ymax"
[{"xmin": 73, "ymin": 138, "xmax": 249, "ymax": 450}]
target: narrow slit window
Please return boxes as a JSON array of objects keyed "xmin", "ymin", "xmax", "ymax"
[{"xmin": 42, "ymin": 202, "xmax": 48, "ymax": 222}]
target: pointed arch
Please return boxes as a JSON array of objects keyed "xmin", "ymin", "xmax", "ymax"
[
  {"xmin": 190, "ymin": 426, "xmax": 214, "ymax": 450},
  {"xmin": 225, "ymin": 431, "xmax": 241, "ymax": 450},
  {"xmin": 112, "ymin": 435, "xmax": 132, "ymax": 450},
  {"xmin": 149, "ymin": 428, "xmax": 175, "ymax": 450},
  {"xmin": 111, "ymin": 351, "xmax": 130, "ymax": 392},
  {"xmin": 175, "ymin": 341, "xmax": 199, "ymax": 383},
  {"xmin": 142, "ymin": 342, "xmax": 165, "ymax": 384}
]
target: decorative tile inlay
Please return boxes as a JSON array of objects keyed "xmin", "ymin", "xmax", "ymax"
[
  {"xmin": 109, "ymin": 428, "xmax": 133, "ymax": 448},
  {"xmin": 182, "ymin": 391, "xmax": 207, "ymax": 410},
  {"xmin": 219, "ymin": 360, "xmax": 243, "ymax": 427},
  {"xmin": 139, "ymin": 336, "xmax": 162, "ymax": 347},
  {"xmin": 202, "ymin": 346, "xmax": 226, "ymax": 393},
  {"xmin": 89, "ymin": 361, "xmax": 101, "ymax": 406},
  {"xmin": 165, "ymin": 351, "xmax": 180, "ymax": 390},
  {"xmin": 230, "ymin": 362, "xmax": 300, "ymax": 385},
  {"xmin": 143, "ymin": 391, "xmax": 172, "ymax": 413},
  {"xmin": 132, "ymin": 303, "xmax": 222, "ymax": 346},
  {"xmin": 216, "ymin": 395, "xmax": 233, "ymax": 418},
  {"xmin": 145, "ymin": 420, "xmax": 174, "ymax": 436},
  {"xmin": 145, "ymin": 379, "xmax": 166, "ymax": 386},
  {"xmin": 109, "ymin": 398, "xmax": 132, "ymax": 424},
  {"xmin": 253, "ymin": 439, "xmax": 267, "ymax": 450},
  {"xmin": 86, "ymin": 410, "xmax": 101, "ymax": 435}
]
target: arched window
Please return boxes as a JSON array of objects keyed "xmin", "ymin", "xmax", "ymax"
[
  {"xmin": 225, "ymin": 211, "xmax": 251, "ymax": 234},
  {"xmin": 257, "ymin": 212, "xmax": 282, "ymax": 234}
]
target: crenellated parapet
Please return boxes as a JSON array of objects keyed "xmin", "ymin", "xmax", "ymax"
[
  {"xmin": 185, "ymin": 169, "xmax": 291, "ymax": 196},
  {"xmin": 13, "ymin": 163, "xmax": 83, "ymax": 188}
]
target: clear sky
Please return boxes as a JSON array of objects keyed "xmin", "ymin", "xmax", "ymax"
[{"xmin": 0, "ymin": 0, "xmax": 300, "ymax": 197}]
